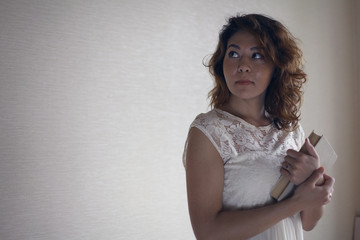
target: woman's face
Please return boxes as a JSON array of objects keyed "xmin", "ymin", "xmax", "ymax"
[{"xmin": 223, "ymin": 30, "xmax": 274, "ymax": 102}]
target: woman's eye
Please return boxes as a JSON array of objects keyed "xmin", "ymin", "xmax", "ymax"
[
  {"xmin": 252, "ymin": 53, "xmax": 264, "ymax": 59},
  {"xmin": 228, "ymin": 51, "xmax": 239, "ymax": 58}
]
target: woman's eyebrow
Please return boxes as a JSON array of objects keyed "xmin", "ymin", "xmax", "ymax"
[{"xmin": 228, "ymin": 44, "xmax": 240, "ymax": 49}]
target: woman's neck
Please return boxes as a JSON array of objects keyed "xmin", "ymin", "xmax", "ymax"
[{"xmin": 221, "ymin": 97, "xmax": 271, "ymax": 127}]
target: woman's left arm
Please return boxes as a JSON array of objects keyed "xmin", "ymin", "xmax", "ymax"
[
  {"xmin": 280, "ymin": 138, "xmax": 334, "ymax": 231},
  {"xmin": 300, "ymin": 205, "xmax": 324, "ymax": 231}
]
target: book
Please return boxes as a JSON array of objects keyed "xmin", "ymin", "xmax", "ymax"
[{"xmin": 271, "ymin": 130, "xmax": 337, "ymax": 201}]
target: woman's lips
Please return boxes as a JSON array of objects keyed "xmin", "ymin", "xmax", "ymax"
[{"xmin": 235, "ymin": 80, "xmax": 253, "ymax": 85}]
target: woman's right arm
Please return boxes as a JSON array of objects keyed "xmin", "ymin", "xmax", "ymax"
[{"xmin": 185, "ymin": 127, "xmax": 334, "ymax": 240}]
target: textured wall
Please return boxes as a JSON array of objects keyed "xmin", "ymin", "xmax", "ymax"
[{"xmin": 0, "ymin": 0, "xmax": 358, "ymax": 239}]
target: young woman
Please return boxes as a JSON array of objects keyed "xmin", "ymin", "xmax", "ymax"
[{"xmin": 183, "ymin": 14, "xmax": 335, "ymax": 240}]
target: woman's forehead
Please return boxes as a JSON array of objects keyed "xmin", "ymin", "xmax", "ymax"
[{"xmin": 227, "ymin": 30, "xmax": 262, "ymax": 48}]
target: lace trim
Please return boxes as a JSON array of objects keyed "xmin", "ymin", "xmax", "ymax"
[
  {"xmin": 189, "ymin": 109, "xmax": 302, "ymax": 164},
  {"xmin": 214, "ymin": 108, "xmax": 273, "ymax": 131}
]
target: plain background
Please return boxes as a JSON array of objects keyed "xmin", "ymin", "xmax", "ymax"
[{"xmin": 0, "ymin": 0, "xmax": 359, "ymax": 239}]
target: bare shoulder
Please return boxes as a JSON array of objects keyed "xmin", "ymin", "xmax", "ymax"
[{"xmin": 185, "ymin": 127, "xmax": 222, "ymax": 170}]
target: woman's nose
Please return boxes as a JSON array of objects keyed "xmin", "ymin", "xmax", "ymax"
[
  {"xmin": 237, "ymin": 58, "xmax": 251, "ymax": 72},
  {"xmin": 238, "ymin": 64, "xmax": 251, "ymax": 73}
]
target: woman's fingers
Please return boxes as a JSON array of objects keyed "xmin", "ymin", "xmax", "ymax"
[
  {"xmin": 283, "ymin": 155, "xmax": 296, "ymax": 166},
  {"xmin": 304, "ymin": 138, "xmax": 319, "ymax": 159},
  {"xmin": 304, "ymin": 167, "xmax": 324, "ymax": 186},
  {"xmin": 286, "ymin": 149, "xmax": 301, "ymax": 159},
  {"xmin": 318, "ymin": 172, "xmax": 335, "ymax": 204},
  {"xmin": 322, "ymin": 173, "xmax": 335, "ymax": 189}
]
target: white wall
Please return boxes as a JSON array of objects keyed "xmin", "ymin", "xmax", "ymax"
[{"xmin": 0, "ymin": 0, "xmax": 358, "ymax": 239}]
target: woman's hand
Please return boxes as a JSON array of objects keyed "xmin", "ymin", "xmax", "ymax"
[
  {"xmin": 296, "ymin": 167, "xmax": 335, "ymax": 231},
  {"xmin": 292, "ymin": 167, "xmax": 335, "ymax": 209},
  {"xmin": 281, "ymin": 138, "xmax": 321, "ymax": 185}
]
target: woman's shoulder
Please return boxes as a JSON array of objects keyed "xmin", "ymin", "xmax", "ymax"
[
  {"xmin": 191, "ymin": 109, "xmax": 221, "ymax": 128},
  {"xmin": 183, "ymin": 109, "xmax": 224, "ymax": 167}
]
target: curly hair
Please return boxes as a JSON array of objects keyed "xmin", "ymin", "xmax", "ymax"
[{"xmin": 207, "ymin": 14, "xmax": 307, "ymax": 131}]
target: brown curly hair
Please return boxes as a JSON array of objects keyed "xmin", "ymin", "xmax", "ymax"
[{"xmin": 207, "ymin": 14, "xmax": 307, "ymax": 130}]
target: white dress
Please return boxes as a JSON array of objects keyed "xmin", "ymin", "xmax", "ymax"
[{"xmin": 183, "ymin": 108, "xmax": 305, "ymax": 240}]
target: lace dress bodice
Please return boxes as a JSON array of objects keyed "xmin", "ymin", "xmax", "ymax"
[{"xmin": 183, "ymin": 108, "xmax": 305, "ymax": 240}]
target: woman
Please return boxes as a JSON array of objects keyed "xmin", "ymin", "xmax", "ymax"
[{"xmin": 183, "ymin": 14, "xmax": 335, "ymax": 240}]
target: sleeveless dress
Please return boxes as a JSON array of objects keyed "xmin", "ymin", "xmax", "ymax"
[{"xmin": 183, "ymin": 108, "xmax": 305, "ymax": 240}]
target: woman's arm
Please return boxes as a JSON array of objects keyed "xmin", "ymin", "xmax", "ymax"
[
  {"xmin": 300, "ymin": 173, "xmax": 334, "ymax": 230},
  {"xmin": 185, "ymin": 127, "xmax": 333, "ymax": 240},
  {"xmin": 280, "ymin": 139, "xmax": 335, "ymax": 231},
  {"xmin": 300, "ymin": 200, "xmax": 325, "ymax": 231}
]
